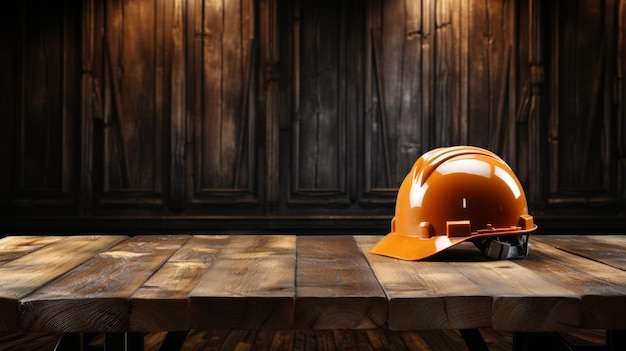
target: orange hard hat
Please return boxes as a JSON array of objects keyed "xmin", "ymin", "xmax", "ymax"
[{"xmin": 369, "ymin": 146, "xmax": 537, "ymax": 260}]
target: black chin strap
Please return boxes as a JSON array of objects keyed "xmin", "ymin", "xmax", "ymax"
[{"xmin": 474, "ymin": 234, "xmax": 530, "ymax": 260}]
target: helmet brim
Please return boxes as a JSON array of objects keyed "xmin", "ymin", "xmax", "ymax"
[{"xmin": 369, "ymin": 226, "xmax": 537, "ymax": 261}]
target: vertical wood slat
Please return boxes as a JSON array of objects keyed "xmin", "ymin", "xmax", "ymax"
[
  {"xmin": 98, "ymin": 0, "xmax": 165, "ymax": 207},
  {"xmin": 400, "ymin": 0, "xmax": 422, "ymax": 180},
  {"xmin": 381, "ymin": 0, "xmax": 403, "ymax": 186},
  {"xmin": 295, "ymin": 0, "xmax": 341, "ymax": 191},
  {"xmin": 12, "ymin": 1, "xmax": 78, "ymax": 206},
  {"xmin": 451, "ymin": 0, "xmax": 469, "ymax": 144},
  {"xmin": 193, "ymin": 0, "xmax": 257, "ymax": 205},
  {"xmin": 170, "ymin": 0, "xmax": 186, "ymax": 210},
  {"xmin": 619, "ymin": 0, "xmax": 626, "ymax": 205},
  {"xmin": 371, "ymin": 29, "xmax": 392, "ymax": 189},
  {"xmin": 548, "ymin": 0, "xmax": 560, "ymax": 194},
  {"xmin": 546, "ymin": 0, "xmax": 618, "ymax": 209},
  {"xmin": 289, "ymin": 0, "xmax": 350, "ymax": 205},
  {"xmin": 421, "ymin": 0, "xmax": 434, "ymax": 152},
  {"xmin": 62, "ymin": 0, "xmax": 78, "ymax": 195},
  {"xmin": 80, "ymin": 0, "xmax": 95, "ymax": 212},
  {"xmin": 527, "ymin": 0, "xmax": 543, "ymax": 206},
  {"xmin": 486, "ymin": 0, "xmax": 503, "ymax": 153},
  {"xmin": 467, "ymin": 0, "xmax": 489, "ymax": 148},
  {"xmin": 19, "ymin": 235, "xmax": 190, "ymax": 332},
  {"xmin": 575, "ymin": 0, "xmax": 605, "ymax": 188},
  {"xmin": 0, "ymin": 5, "xmax": 17, "ymax": 203},
  {"xmin": 189, "ymin": 235, "xmax": 296, "ymax": 329},
  {"xmin": 0, "ymin": 236, "xmax": 127, "ymax": 331},
  {"xmin": 222, "ymin": 0, "xmax": 244, "ymax": 188},
  {"xmin": 104, "ymin": 0, "xmax": 160, "ymax": 192},
  {"xmin": 367, "ymin": 0, "xmax": 390, "ymax": 191},
  {"xmin": 435, "ymin": 0, "xmax": 451, "ymax": 146},
  {"xmin": 261, "ymin": 0, "xmax": 279, "ymax": 213},
  {"xmin": 602, "ymin": 0, "xmax": 617, "ymax": 193}
]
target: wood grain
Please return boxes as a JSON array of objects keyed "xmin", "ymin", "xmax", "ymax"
[
  {"xmin": 19, "ymin": 235, "xmax": 190, "ymax": 332},
  {"xmin": 296, "ymin": 236, "xmax": 386, "ymax": 329},
  {"xmin": 355, "ymin": 236, "xmax": 491, "ymax": 331},
  {"xmin": 449, "ymin": 258, "xmax": 580, "ymax": 332},
  {"xmin": 533, "ymin": 235, "xmax": 626, "ymax": 271},
  {"xmin": 189, "ymin": 235, "xmax": 296, "ymax": 329},
  {"xmin": 0, "ymin": 236, "xmax": 126, "ymax": 331},
  {"xmin": 0, "ymin": 236, "xmax": 62, "ymax": 266},
  {"xmin": 517, "ymin": 239, "xmax": 626, "ymax": 329},
  {"xmin": 130, "ymin": 235, "xmax": 230, "ymax": 332}
]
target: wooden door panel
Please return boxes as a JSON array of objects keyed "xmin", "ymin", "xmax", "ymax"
[
  {"xmin": 547, "ymin": 0, "xmax": 620, "ymax": 211},
  {"xmin": 190, "ymin": 0, "xmax": 258, "ymax": 208},
  {"xmin": 287, "ymin": 0, "xmax": 352, "ymax": 207},
  {"xmin": 94, "ymin": 0, "xmax": 165, "ymax": 209},
  {"xmin": 0, "ymin": 2, "xmax": 79, "ymax": 211}
]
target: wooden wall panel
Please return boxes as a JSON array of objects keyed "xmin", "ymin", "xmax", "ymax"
[
  {"xmin": 619, "ymin": 0, "xmax": 626, "ymax": 208},
  {"xmin": 190, "ymin": 0, "xmax": 258, "ymax": 208},
  {"xmin": 363, "ymin": 0, "xmax": 515, "ymax": 202},
  {"xmin": 546, "ymin": 0, "xmax": 619, "ymax": 212},
  {"xmin": 0, "ymin": 2, "xmax": 79, "ymax": 212},
  {"xmin": 1, "ymin": 0, "xmax": 625, "ymax": 232},
  {"xmin": 287, "ymin": 0, "xmax": 352, "ymax": 207},
  {"xmin": 365, "ymin": 0, "xmax": 424, "ymax": 203},
  {"xmin": 94, "ymin": 0, "xmax": 165, "ymax": 208},
  {"xmin": 465, "ymin": 0, "xmax": 516, "ymax": 157},
  {"xmin": 0, "ymin": 7, "xmax": 18, "ymax": 208}
]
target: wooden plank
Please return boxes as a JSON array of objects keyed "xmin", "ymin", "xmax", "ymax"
[
  {"xmin": 398, "ymin": 0, "xmax": 422, "ymax": 170},
  {"xmin": 0, "ymin": 235, "xmax": 126, "ymax": 331},
  {"xmin": 435, "ymin": 0, "xmax": 451, "ymax": 146},
  {"xmin": 467, "ymin": 0, "xmax": 490, "ymax": 147},
  {"xmin": 189, "ymin": 235, "xmax": 296, "ymax": 329},
  {"xmin": 0, "ymin": 236, "xmax": 63, "ymax": 266},
  {"xmin": 169, "ymin": 0, "xmax": 187, "ymax": 210},
  {"xmin": 517, "ymin": 239, "xmax": 626, "ymax": 329},
  {"xmin": 296, "ymin": 236, "xmax": 386, "ymax": 329},
  {"xmin": 202, "ymin": 0, "xmax": 224, "ymax": 188},
  {"xmin": 486, "ymin": 0, "xmax": 505, "ymax": 153},
  {"xmin": 19, "ymin": 235, "xmax": 190, "ymax": 332},
  {"xmin": 381, "ymin": 0, "xmax": 403, "ymax": 184},
  {"xmin": 534, "ymin": 235, "xmax": 626, "ymax": 271},
  {"xmin": 222, "ymin": 0, "xmax": 243, "ymax": 188},
  {"xmin": 130, "ymin": 235, "xmax": 230, "ymax": 332},
  {"xmin": 449, "ymin": 257, "xmax": 581, "ymax": 332},
  {"xmin": 355, "ymin": 236, "xmax": 491, "ymax": 331}
]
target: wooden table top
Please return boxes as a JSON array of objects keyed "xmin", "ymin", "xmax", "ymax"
[{"xmin": 0, "ymin": 234, "xmax": 624, "ymax": 334}]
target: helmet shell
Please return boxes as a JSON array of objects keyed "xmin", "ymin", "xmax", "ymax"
[{"xmin": 370, "ymin": 146, "xmax": 536, "ymax": 260}]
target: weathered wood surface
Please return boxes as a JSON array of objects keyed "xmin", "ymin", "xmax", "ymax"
[
  {"xmin": 189, "ymin": 235, "xmax": 296, "ymax": 330},
  {"xmin": 0, "ymin": 236, "xmax": 127, "ymax": 331},
  {"xmin": 355, "ymin": 236, "xmax": 492, "ymax": 330},
  {"xmin": 19, "ymin": 235, "xmax": 190, "ymax": 332},
  {"xmin": 0, "ymin": 236, "xmax": 63, "ymax": 265},
  {"xmin": 130, "ymin": 235, "xmax": 230, "ymax": 332},
  {"xmin": 356, "ymin": 235, "xmax": 625, "ymax": 332},
  {"xmin": 296, "ymin": 236, "xmax": 386, "ymax": 329},
  {"xmin": 527, "ymin": 235, "xmax": 626, "ymax": 329},
  {"xmin": 0, "ymin": 235, "xmax": 624, "ymax": 335}
]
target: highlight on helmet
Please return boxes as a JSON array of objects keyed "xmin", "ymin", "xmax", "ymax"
[{"xmin": 369, "ymin": 146, "xmax": 537, "ymax": 261}]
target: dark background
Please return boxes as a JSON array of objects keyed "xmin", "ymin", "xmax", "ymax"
[{"xmin": 1, "ymin": 0, "xmax": 625, "ymax": 234}]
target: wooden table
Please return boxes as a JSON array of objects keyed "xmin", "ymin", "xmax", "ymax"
[{"xmin": 0, "ymin": 234, "xmax": 625, "ymax": 350}]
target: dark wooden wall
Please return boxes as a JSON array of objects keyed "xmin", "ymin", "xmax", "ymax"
[{"xmin": 1, "ymin": 0, "xmax": 625, "ymax": 233}]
